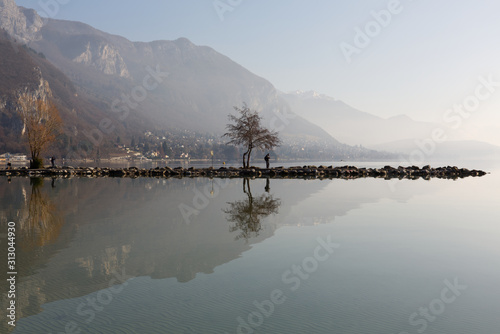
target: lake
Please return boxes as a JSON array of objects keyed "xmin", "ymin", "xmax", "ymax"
[{"xmin": 1, "ymin": 161, "xmax": 499, "ymax": 333}]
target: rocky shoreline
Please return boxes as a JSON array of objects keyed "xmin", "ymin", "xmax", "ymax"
[{"xmin": 0, "ymin": 165, "xmax": 488, "ymax": 180}]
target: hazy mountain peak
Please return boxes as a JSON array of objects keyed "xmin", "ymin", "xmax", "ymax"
[
  {"xmin": 173, "ymin": 37, "xmax": 195, "ymax": 47},
  {"xmin": 1, "ymin": 0, "xmax": 384, "ymax": 159}
]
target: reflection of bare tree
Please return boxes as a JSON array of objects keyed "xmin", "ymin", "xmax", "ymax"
[
  {"xmin": 18, "ymin": 178, "xmax": 64, "ymax": 250},
  {"xmin": 223, "ymin": 178, "xmax": 280, "ymax": 241}
]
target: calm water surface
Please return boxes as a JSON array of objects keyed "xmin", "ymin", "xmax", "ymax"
[{"xmin": 1, "ymin": 162, "xmax": 499, "ymax": 333}]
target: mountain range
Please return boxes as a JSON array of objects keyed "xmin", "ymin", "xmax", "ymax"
[
  {"xmin": 1, "ymin": 0, "xmax": 344, "ymax": 159},
  {"xmin": 282, "ymin": 90, "xmax": 500, "ymax": 160},
  {"xmin": 1, "ymin": 0, "xmax": 498, "ymax": 161}
]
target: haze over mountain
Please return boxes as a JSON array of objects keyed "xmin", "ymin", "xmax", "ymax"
[
  {"xmin": 2, "ymin": 0, "xmax": 497, "ymax": 161},
  {"xmin": 0, "ymin": 28, "xmax": 132, "ymax": 155},
  {"xmin": 282, "ymin": 90, "xmax": 500, "ymax": 160},
  {"xmin": 1, "ymin": 0, "xmax": 350, "ymax": 159}
]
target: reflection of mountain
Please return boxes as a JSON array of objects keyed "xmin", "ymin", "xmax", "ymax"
[
  {"xmin": 0, "ymin": 177, "xmax": 71, "ymax": 332},
  {"xmin": 0, "ymin": 175, "xmax": 434, "ymax": 327},
  {"xmin": 0, "ymin": 177, "xmax": 296, "ymax": 325},
  {"xmin": 224, "ymin": 178, "xmax": 281, "ymax": 241},
  {"xmin": 279, "ymin": 177, "xmax": 443, "ymax": 228}
]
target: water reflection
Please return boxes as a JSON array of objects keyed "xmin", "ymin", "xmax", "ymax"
[
  {"xmin": 0, "ymin": 177, "xmax": 68, "ymax": 333},
  {"xmin": 1, "ymin": 174, "xmax": 460, "ymax": 333},
  {"xmin": 18, "ymin": 178, "xmax": 64, "ymax": 251},
  {"xmin": 224, "ymin": 178, "xmax": 281, "ymax": 241}
]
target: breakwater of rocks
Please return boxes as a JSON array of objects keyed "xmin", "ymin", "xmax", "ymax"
[{"xmin": 0, "ymin": 165, "xmax": 487, "ymax": 180}]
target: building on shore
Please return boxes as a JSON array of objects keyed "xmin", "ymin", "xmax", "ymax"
[{"xmin": 0, "ymin": 153, "xmax": 28, "ymax": 163}]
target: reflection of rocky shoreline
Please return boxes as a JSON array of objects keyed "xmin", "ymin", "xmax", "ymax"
[{"xmin": 0, "ymin": 164, "xmax": 488, "ymax": 179}]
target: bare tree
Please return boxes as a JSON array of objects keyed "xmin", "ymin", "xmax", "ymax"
[
  {"xmin": 223, "ymin": 104, "xmax": 281, "ymax": 168},
  {"xmin": 17, "ymin": 93, "xmax": 62, "ymax": 168}
]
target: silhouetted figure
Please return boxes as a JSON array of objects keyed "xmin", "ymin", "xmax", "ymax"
[
  {"xmin": 264, "ymin": 153, "xmax": 270, "ymax": 169},
  {"xmin": 50, "ymin": 156, "xmax": 56, "ymax": 167},
  {"xmin": 7, "ymin": 162, "xmax": 11, "ymax": 170}
]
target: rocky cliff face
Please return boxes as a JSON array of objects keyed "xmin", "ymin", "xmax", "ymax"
[
  {"xmin": 73, "ymin": 41, "xmax": 130, "ymax": 78},
  {"xmin": 0, "ymin": 35, "xmax": 54, "ymax": 152},
  {"xmin": 1, "ymin": 0, "xmax": 341, "ymax": 156},
  {"xmin": 0, "ymin": 29, "xmax": 136, "ymax": 156},
  {"xmin": 29, "ymin": 67, "xmax": 53, "ymax": 99},
  {"xmin": 0, "ymin": 29, "xmax": 51, "ymax": 106},
  {"xmin": 0, "ymin": 0, "xmax": 43, "ymax": 43},
  {"xmin": 0, "ymin": 0, "xmax": 130, "ymax": 78}
]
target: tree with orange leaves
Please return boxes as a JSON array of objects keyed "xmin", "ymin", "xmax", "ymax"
[{"xmin": 17, "ymin": 93, "xmax": 62, "ymax": 169}]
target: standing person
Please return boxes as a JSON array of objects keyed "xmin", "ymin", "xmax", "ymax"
[
  {"xmin": 50, "ymin": 156, "xmax": 56, "ymax": 167},
  {"xmin": 264, "ymin": 153, "xmax": 270, "ymax": 169}
]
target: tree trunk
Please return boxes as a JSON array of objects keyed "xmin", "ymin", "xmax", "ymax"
[
  {"xmin": 246, "ymin": 147, "xmax": 252, "ymax": 168},
  {"xmin": 30, "ymin": 152, "xmax": 42, "ymax": 169},
  {"xmin": 242, "ymin": 151, "xmax": 248, "ymax": 168}
]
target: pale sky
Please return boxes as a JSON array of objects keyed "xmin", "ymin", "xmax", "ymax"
[{"xmin": 15, "ymin": 0, "xmax": 500, "ymax": 144}]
